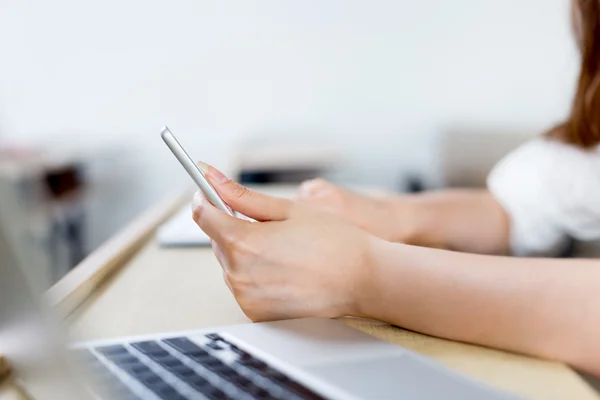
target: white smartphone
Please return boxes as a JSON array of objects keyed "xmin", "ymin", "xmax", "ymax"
[{"xmin": 160, "ymin": 126, "xmax": 234, "ymax": 216}]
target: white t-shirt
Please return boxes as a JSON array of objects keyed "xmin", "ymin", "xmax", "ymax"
[{"xmin": 487, "ymin": 138, "xmax": 600, "ymax": 256}]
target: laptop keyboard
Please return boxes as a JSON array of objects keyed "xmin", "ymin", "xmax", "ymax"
[{"xmin": 79, "ymin": 333, "xmax": 326, "ymax": 400}]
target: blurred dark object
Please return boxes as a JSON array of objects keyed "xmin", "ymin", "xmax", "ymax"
[
  {"xmin": 0, "ymin": 144, "xmax": 88, "ymax": 289},
  {"xmin": 43, "ymin": 164, "xmax": 87, "ymax": 278},
  {"xmin": 45, "ymin": 165, "xmax": 83, "ymax": 198},
  {"xmin": 240, "ymin": 169, "xmax": 325, "ymax": 185},
  {"xmin": 0, "ymin": 355, "xmax": 10, "ymax": 382},
  {"xmin": 233, "ymin": 134, "xmax": 343, "ymax": 185},
  {"xmin": 404, "ymin": 174, "xmax": 425, "ymax": 193}
]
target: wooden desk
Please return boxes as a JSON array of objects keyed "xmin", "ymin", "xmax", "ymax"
[{"xmin": 7, "ymin": 189, "xmax": 600, "ymax": 399}]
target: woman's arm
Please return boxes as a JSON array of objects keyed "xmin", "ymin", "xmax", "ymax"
[
  {"xmin": 396, "ymin": 189, "xmax": 510, "ymax": 254},
  {"xmin": 361, "ymin": 240, "xmax": 600, "ymax": 377},
  {"xmin": 297, "ymin": 179, "xmax": 510, "ymax": 254}
]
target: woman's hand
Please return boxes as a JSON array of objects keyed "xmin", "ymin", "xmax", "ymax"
[
  {"xmin": 295, "ymin": 179, "xmax": 413, "ymax": 243},
  {"xmin": 192, "ymin": 165, "xmax": 376, "ymax": 322}
]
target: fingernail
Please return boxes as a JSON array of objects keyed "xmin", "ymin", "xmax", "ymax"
[{"xmin": 197, "ymin": 161, "xmax": 230, "ymax": 184}]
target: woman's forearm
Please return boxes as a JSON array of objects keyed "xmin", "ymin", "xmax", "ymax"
[
  {"xmin": 391, "ymin": 189, "xmax": 510, "ymax": 254},
  {"xmin": 358, "ymin": 239, "xmax": 600, "ymax": 377}
]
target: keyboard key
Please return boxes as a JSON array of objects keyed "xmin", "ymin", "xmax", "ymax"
[
  {"xmin": 96, "ymin": 345, "xmax": 130, "ymax": 356},
  {"xmin": 205, "ymin": 333, "xmax": 223, "ymax": 341},
  {"xmin": 201, "ymin": 387, "xmax": 230, "ymax": 400},
  {"xmin": 132, "ymin": 374, "xmax": 186, "ymax": 400},
  {"xmin": 213, "ymin": 365, "xmax": 239, "ymax": 378},
  {"xmin": 145, "ymin": 381, "xmax": 182, "ymax": 399},
  {"xmin": 231, "ymin": 379, "xmax": 267, "ymax": 397},
  {"xmin": 200, "ymin": 360, "xmax": 240, "ymax": 378},
  {"xmin": 229, "ymin": 345, "xmax": 249, "ymax": 357},
  {"xmin": 122, "ymin": 363, "xmax": 152, "ymax": 375},
  {"xmin": 251, "ymin": 387, "xmax": 274, "ymax": 399},
  {"xmin": 187, "ymin": 350, "xmax": 212, "ymax": 361},
  {"xmin": 187, "ymin": 374, "xmax": 211, "ymax": 390},
  {"xmin": 155, "ymin": 385, "xmax": 179, "ymax": 397},
  {"xmin": 262, "ymin": 367, "xmax": 288, "ymax": 381},
  {"xmin": 233, "ymin": 354, "xmax": 326, "ymax": 399},
  {"xmin": 201, "ymin": 357, "xmax": 225, "ymax": 367},
  {"xmin": 229, "ymin": 374, "xmax": 254, "ymax": 389},
  {"xmin": 163, "ymin": 338, "xmax": 213, "ymax": 361},
  {"xmin": 170, "ymin": 364, "xmax": 195, "ymax": 377},
  {"xmin": 137, "ymin": 372, "xmax": 163, "ymax": 386},
  {"xmin": 130, "ymin": 341, "xmax": 168, "ymax": 356},
  {"xmin": 162, "ymin": 337, "xmax": 203, "ymax": 354},
  {"xmin": 237, "ymin": 358, "xmax": 268, "ymax": 371},
  {"xmin": 206, "ymin": 341, "xmax": 224, "ymax": 350},
  {"xmin": 110, "ymin": 354, "xmax": 143, "ymax": 366},
  {"xmin": 187, "ymin": 354, "xmax": 221, "ymax": 369},
  {"xmin": 154, "ymin": 356, "xmax": 184, "ymax": 369}
]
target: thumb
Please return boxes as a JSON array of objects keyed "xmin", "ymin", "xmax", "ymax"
[
  {"xmin": 197, "ymin": 162, "xmax": 292, "ymax": 222},
  {"xmin": 192, "ymin": 191, "xmax": 249, "ymax": 247}
]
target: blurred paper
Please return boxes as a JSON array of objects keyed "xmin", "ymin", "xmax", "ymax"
[{"xmin": 156, "ymin": 204, "xmax": 210, "ymax": 247}]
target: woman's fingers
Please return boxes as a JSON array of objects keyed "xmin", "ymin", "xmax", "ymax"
[
  {"xmin": 192, "ymin": 191, "xmax": 252, "ymax": 247},
  {"xmin": 197, "ymin": 162, "xmax": 292, "ymax": 222},
  {"xmin": 296, "ymin": 178, "xmax": 330, "ymax": 200}
]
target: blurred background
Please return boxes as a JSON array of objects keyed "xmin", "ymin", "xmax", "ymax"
[{"xmin": 0, "ymin": 0, "xmax": 578, "ymax": 289}]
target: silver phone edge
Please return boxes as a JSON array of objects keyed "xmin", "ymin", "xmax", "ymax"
[{"xmin": 160, "ymin": 126, "xmax": 234, "ymax": 216}]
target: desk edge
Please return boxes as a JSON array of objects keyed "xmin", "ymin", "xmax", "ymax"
[{"xmin": 46, "ymin": 190, "xmax": 189, "ymax": 317}]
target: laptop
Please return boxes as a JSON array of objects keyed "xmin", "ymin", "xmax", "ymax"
[{"xmin": 0, "ymin": 224, "xmax": 519, "ymax": 399}]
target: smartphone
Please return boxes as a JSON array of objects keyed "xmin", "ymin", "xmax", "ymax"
[{"xmin": 160, "ymin": 126, "xmax": 234, "ymax": 216}]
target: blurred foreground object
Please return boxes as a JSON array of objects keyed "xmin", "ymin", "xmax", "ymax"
[
  {"xmin": 0, "ymin": 143, "xmax": 86, "ymax": 290},
  {"xmin": 0, "ymin": 355, "xmax": 10, "ymax": 382}
]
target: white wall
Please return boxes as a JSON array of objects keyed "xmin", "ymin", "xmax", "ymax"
[{"xmin": 0, "ymin": 0, "xmax": 578, "ymax": 248}]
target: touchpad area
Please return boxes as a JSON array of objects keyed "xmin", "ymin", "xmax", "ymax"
[{"xmin": 306, "ymin": 354, "xmax": 515, "ymax": 400}]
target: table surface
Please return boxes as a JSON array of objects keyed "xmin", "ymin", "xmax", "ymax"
[
  {"xmin": 3, "ymin": 186, "xmax": 599, "ymax": 400},
  {"xmin": 67, "ymin": 214, "xmax": 598, "ymax": 400}
]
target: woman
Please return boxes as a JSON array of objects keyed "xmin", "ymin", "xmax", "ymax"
[{"xmin": 192, "ymin": 0, "xmax": 600, "ymax": 377}]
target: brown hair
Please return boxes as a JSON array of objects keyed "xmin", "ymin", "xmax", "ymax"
[{"xmin": 551, "ymin": 0, "xmax": 600, "ymax": 148}]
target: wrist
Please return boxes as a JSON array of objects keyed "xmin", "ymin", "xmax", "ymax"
[
  {"xmin": 350, "ymin": 235, "xmax": 404, "ymax": 319},
  {"xmin": 383, "ymin": 196, "xmax": 422, "ymax": 244},
  {"xmin": 353, "ymin": 237, "xmax": 433, "ymax": 326}
]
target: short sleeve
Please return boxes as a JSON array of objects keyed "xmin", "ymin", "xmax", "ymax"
[{"xmin": 487, "ymin": 138, "xmax": 600, "ymax": 257}]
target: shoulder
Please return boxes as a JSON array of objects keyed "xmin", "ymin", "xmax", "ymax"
[
  {"xmin": 491, "ymin": 137, "xmax": 598, "ymax": 175},
  {"xmin": 489, "ymin": 137, "xmax": 600, "ymax": 202},
  {"xmin": 488, "ymin": 138, "xmax": 600, "ymax": 255}
]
